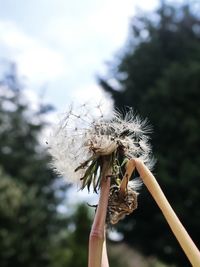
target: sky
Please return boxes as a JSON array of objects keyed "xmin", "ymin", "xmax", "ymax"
[{"xmin": 0, "ymin": 0, "xmax": 160, "ymax": 113}]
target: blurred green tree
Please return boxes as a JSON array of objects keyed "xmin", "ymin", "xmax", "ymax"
[
  {"xmin": 68, "ymin": 204, "xmax": 91, "ymax": 267},
  {"xmin": 0, "ymin": 62, "xmax": 68, "ymax": 267},
  {"xmin": 49, "ymin": 203, "xmax": 91, "ymax": 267},
  {"xmin": 99, "ymin": 2, "xmax": 200, "ymax": 267}
]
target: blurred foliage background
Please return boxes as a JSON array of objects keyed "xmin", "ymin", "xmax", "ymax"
[{"xmin": 0, "ymin": 1, "xmax": 200, "ymax": 267}]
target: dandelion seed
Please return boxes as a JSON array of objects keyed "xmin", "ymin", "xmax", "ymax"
[{"xmin": 48, "ymin": 104, "xmax": 154, "ymax": 223}]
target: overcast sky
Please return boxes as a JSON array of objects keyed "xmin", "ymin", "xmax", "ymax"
[{"xmin": 0, "ymin": 0, "xmax": 161, "ymax": 112}]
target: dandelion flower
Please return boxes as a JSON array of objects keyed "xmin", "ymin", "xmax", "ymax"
[{"xmin": 48, "ymin": 104, "xmax": 154, "ymax": 223}]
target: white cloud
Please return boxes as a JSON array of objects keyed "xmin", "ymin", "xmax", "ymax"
[
  {"xmin": 43, "ymin": 0, "xmax": 134, "ymax": 54},
  {"xmin": 0, "ymin": 0, "xmax": 159, "ymax": 112},
  {"xmin": 0, "ymin": 20, "xmax": 67, "ymax": 83},
  {"xmin": 70, "ymin": 83, "xmax": 113, "ymax": 118},
  {"xmin": 44, "ymin": 0, "xmax": 158, "ymax": 50}
]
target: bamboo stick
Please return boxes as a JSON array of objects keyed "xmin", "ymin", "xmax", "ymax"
[
  {"xmin": 119, "ymin": 159, "xmax": 136, "ymax": 195},
  {"xmin": 132, "ymin": 159, "xmax": 200, "ymax": 267},
  {"xmin": 101, "ymin": 237, "xmax": 109, "ymax": 267}
]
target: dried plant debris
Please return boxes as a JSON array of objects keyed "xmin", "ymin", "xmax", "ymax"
[
  {"xmin": 48, "ymin": 103, "xmax": 154, "ymax": 223},
  {"xmin": 107, "ymin": 184, "xmax": 138, "ymax": 224}
]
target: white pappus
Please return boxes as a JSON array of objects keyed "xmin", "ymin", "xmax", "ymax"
[{"xmin": 48, "ymin": 104, "xmax": 154, "ymax": 193}]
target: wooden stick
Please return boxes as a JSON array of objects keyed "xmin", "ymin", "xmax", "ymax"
[
  {"xmin": 119, "ymin": 159, "xmax": 136, "ymax": 196},
  {"xmin": 130, "ymin": 159, "xmax": 200, "ymax": 267},
  {"xmin": 101, "ymin": 236, "xmax": 109, "ymax": 267},
  {"xmin": 88, "ymin": 171, "xmax": 110, "ymax": 267}
]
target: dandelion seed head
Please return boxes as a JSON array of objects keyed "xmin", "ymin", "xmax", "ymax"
[{"xmin": 48, "ymin": 103, "xmax": 154, "ymax": 187}]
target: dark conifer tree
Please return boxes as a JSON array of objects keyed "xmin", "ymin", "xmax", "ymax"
[{"xmin": 0, "ymin": 62, "xmax": 67, "ymax": 267}]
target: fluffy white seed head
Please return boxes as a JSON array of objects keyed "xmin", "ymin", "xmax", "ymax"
[{"xmin": 48, "ymin": 104, "xmax": 154, "ymax": 187}]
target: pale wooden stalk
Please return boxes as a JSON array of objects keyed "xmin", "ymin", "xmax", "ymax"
[
  {"xmin": 130, "ymin": 158, "xmax": 200, "ymax": 267},
  {"xmin": 119, "ymin": 159, "xmax": 136, "ymax": 195},
  {"xmin": 88, "ymin": 168, "xmax": 110, "ymax": 267},
  {"xmin": 101, "ymin": 237, "xmax": 109, "ymax": 267}
]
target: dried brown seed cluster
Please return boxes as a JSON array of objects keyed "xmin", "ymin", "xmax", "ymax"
[{"xmin": 107, "ymin": 185, "xmax": 138, "ymax": 224}]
